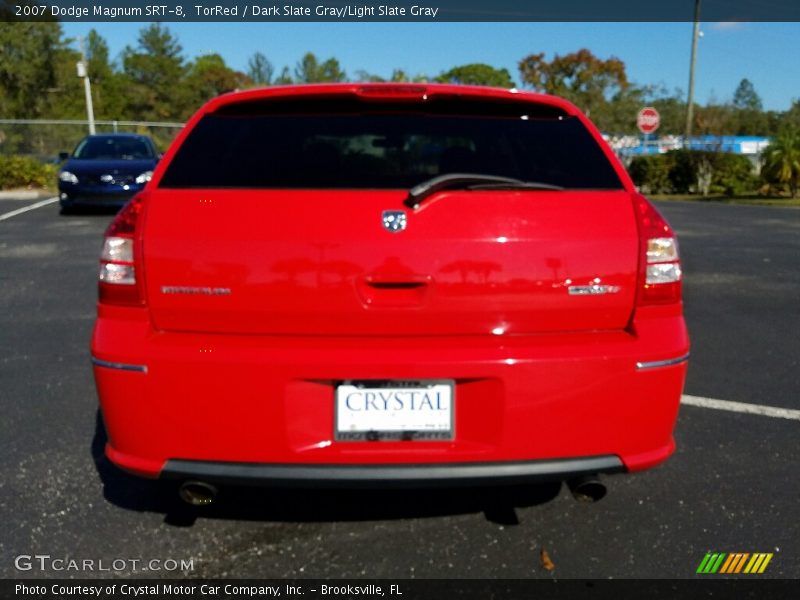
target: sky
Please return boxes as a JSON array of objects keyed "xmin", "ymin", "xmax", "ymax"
[{"xmin": 60, "ymin": 21, "xmax": 800, "ymax": 111}]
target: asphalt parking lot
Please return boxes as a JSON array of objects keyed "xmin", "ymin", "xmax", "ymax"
[{"xmin": 0, "ymin": 196, "xmax": 798, "ymax": 580}]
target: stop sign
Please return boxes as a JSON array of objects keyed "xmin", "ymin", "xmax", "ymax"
[{"xmin": 637, "ymin": 107, "xmax": 660, "ymax": 134}]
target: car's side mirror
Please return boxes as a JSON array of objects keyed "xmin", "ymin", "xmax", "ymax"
[{"xmin": 58, "ymin": 152, "xmax": 69, "ymax": 162}]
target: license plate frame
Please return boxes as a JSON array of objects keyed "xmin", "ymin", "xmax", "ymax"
[{"xmin": 335, "ymin": 380, "xmax": 455, "ymax": 441}]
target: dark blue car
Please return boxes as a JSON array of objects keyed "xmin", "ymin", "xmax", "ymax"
[{"xmin": 58, "ymin": 133, "xmax": 159, "ymax": 213}]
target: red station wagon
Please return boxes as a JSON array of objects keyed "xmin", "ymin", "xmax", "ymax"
[{"xmin": 91, "ymin": 84, "xmax": 689, "ymax": 505}]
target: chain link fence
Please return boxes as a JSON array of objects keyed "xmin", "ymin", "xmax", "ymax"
[{"xmin": 0, "ymin": 119, "xmax": 185, "ymax": 161}]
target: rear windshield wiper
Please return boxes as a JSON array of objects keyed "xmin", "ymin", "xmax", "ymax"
[{"xmin": 404, "ymin": 173, "xmax": 563, "ymax": 208}]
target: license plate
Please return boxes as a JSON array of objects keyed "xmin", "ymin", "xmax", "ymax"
[{"xmin": 335, "ymin": 380, "xmax": 454, "ymax": 441}]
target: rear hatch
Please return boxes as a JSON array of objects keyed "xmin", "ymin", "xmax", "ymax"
[{"xmin": 143, "ymin": 92, "xmax": 639, "ymax": 336}]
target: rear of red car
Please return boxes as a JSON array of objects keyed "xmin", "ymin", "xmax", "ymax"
[{"xmin": 91, "ymin": 84, "xmax": 688, "ymax": 490}]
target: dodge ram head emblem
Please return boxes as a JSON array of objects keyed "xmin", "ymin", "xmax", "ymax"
[{"xmin": 382, "ymin": 210, "xmax": 407, "ymax": 233}]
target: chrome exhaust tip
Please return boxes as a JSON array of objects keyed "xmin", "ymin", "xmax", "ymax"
[
  {"xmin": 178, "ymin": 481, "xmax": 218, "ymax": 506},
  {"xmin": 567, "ymin": 475, "xmax": 607, "ymax": 503}
]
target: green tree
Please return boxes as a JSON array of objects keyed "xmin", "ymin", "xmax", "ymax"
[
  {"xmin": 518, "ymin": 49, "xmax": 628, "ymax": 117},
  {"xmin": 274, "ymin": 66, "xmax": 294, "ymax": 85},
  {"xmin": 728, "ymin": 78, "xmax": 767, "ymax": 135},
  {"xmin": 391, "ymin": 69, "xmax": 428, "ymax": 83},
  {"xmin": 592, "ymin": 86, "xmax": 648, "ymax": 133},
  {"xmin": 762, "ymin": 126, "xmax": 800, "ymax": 197},
  {"xmin": 650, "ymin": 93, "xmax": 688, "ymax": 135},
  {"xmin": 732, "ymin": 78, "xmax": 762, "ymax": 111},
  {"xmin": 294, "ymin": 52, "xmax": 346, "ymax": 83},
  {"xmin": 0, "ymin": 22, "xmax": 63, "ymax": 118},
  {"xmin": 730, "ymin": 107, "xmax": 770, "ymax": 136},
  {"xmin": 389, "ymin": 69, "xmax": 409, "ymax": 82},
  {"xmin": 83, "ymin": 29, "xmax": 126, "ymax": 120},
  {"xmin": 0, "ymin": 22, "xmax": 86, "ymax": 154},
  {"xmin": 780, "ymin": 100, "xmax": 800, "ymax": 131},
  {"xmin": 49, "ymin": 39, "xmax": 83, "ymax": 120},
  {"xmin": 185, "ymin": 54, "xmax": 250, "ymax": 107},
  {"xmin": 247, "ymin": 52, "xmax": 273, "ymax": 86},
  {"xmin": 121, "ymin": 24, "xmax": 188, "ymax": 120},
  {"xmin": 355, "ymin": 70, "xmax": 385, "ymax": 82},
  {"xmin": 764, "ymin": 111, "xmax": 787, "ymax": 137},
  {"xmin": 435, "ymin": 63, "xmax": 514, "ymax": 88},
  {"xmin": 86, "ymin": 30, "xmax": 112, "ymax": 82},
  {"xmin": 588, "ymin": 83, "xmax": 690, "ymax": 135},
  {"xmin": 694, "ymin": 102, "xmax": 737, "ymax": 136}
]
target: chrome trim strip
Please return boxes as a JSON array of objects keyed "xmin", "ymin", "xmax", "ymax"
[
  {"xmin": 636, "ymin": 353, "xmax": 690, "ymax": 370},
  {"xmin": 91, "ymin": 356, "xmax": 148, "ymax": 373}
]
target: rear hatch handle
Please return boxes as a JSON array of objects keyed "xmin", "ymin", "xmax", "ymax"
[{"xmin": 357, "ymin": 275, "xmax": 432, "ymax": 308}]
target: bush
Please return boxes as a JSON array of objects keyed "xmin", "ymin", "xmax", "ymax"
[
  {"xmin": 628, "ymin": 154, "xmax": 675, "ymax": 194},
  {"xmin": 627, "ymin": 150, "xmax": 757, "ymax": 196},
  {"xmin": 0, "ymin": 155, "xmax": 58, "ymax": 190},
  {"xmin": 712, "ymin": 152, "xmax": 759, "ymax": 196},
  {"xmin": 667, "ymin": 150, "xmax": 699, "ymax": 193}
]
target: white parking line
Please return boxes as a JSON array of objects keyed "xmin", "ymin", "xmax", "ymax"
[
  {"xmin": 0, "ymin": 196, "xmax": 59, "ymax": 222},
  {"xmin": 682, "ymin": 394, "xmax": 800, "ymax": 421}
]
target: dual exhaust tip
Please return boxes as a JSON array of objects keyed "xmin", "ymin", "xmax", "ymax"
[{"xmin": 177, "ymin": 476, "xmax": 606, "ymax": 506}]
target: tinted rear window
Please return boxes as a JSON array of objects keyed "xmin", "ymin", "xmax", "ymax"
[{"xmin": 159, "ymin": 97, "xmax": 622, "ymax": 190}]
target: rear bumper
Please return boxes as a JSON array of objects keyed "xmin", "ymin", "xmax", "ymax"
[
  {"xmin": 160, "ymin": 456, "xmax": 625, "ymax": 488},
  {"xmin": 92, "ymin": 305, "xmax": 688, "ymax": 480}
]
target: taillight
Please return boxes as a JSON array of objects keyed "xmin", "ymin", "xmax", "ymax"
[
  {"xmin": 634, "ymin": 195, "xmax": 682, "ymax": 305},
  {"xmin": 98, "ymin": 195, "xmax": 145, "ymax": 305}
]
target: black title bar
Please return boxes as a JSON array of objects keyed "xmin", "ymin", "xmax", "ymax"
[{"xmin": 3, "ymin": 0, "xmax": 800, "ymax": 22}]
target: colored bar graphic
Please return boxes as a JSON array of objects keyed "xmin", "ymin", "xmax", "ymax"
[
  {"xmin": 698, "ymin": 552, "xmax": 773, "ymax": 574},
  {"xmin": 696, "ymin": 553, "xmax": 713, "ymax": 574},
  {"xmin": 758, "ymin": 554, "xmax": 773, "ymax": 573},
  {"xmin": 733, "ymin": 553, "xmax": 749, "ymax": 573},
  {"xmin": 697, "ymin": 553, "xmax": 727, "ymax": 573},
  {"xmin": 744, "ymin": 554, "xmax": 761, "ymax": 573},
  {"xmin": 719, "ymin": 553, "xmax": 749, "ymax": 574},
  {"xmin": 743, "ymin": 553, "xmax": 774, "ymax": 574},
  {"xmin": 719, "ymin": 554, "xmax": 736, "ymax": 573},
  {"xmin": 710, "ymin": 553, "xmax": 726, "ymax": 573}
]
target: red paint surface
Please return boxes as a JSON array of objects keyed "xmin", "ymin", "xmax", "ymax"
[{"xmin": 92, "ymin": 84, "xmax": 688, "ymax": 479}]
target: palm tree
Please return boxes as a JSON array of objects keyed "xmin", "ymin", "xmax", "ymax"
[{"xmin": 762, "ymin": 127, "xmax": 800, "ymax": 198}]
